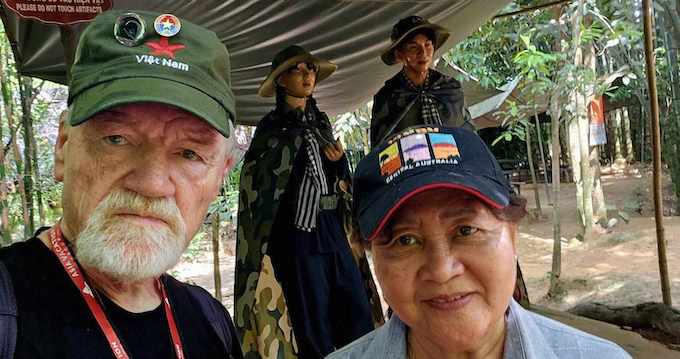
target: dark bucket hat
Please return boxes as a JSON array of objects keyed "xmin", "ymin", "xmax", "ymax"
[
  {"xmin": 381, "ymin": 15, "xmax": 450, "ymax": 66},
  {"xmin": 68, "ymin": 10, "xmax": 235, "ymax": 137},
  {"xmin": 258, "ymin": 45, "xmax": 337, "ymax": 98},
  {"xmin": 353, "ymin": 125, "xmax": 514, "ymax": 241}
]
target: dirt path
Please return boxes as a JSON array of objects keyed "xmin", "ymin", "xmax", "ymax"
[{"xmin": 518, "ymin": 171, "xmax": 680, "ymax": 310}]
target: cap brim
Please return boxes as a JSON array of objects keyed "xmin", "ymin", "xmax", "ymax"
[
  {"xmin": 69, "ymin": 77, "xmax": 232, "ymax": 137},
  {"xmin": 258, "ymin": 54, "xmax": 337, "ymax": 97},
  {"xmin": 359, "ymin": 170, "xmax": 510, "ymax": 241},
  {"xmin": 380, "ymin": 23, "xmax": 450, "ymax": 65}
]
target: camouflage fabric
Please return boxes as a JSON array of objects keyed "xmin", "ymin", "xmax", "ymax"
[
  {"xmin": 235, "ymin": 107, "xmax": 384, "ymax": 359},
  {"xmin": 235, "ymin": 110, "xmax": 302, "ymax": 359},
  {"xmin": 369, "ymin": 69, "xmax": 473, "ymax": 148}
]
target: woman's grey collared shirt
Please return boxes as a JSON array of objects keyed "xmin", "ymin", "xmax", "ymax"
[{"xmin": 325, "ymin": 299, "xmax": 632, "ymax": 359}]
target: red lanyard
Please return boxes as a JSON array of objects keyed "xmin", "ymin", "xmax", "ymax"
[{"xmin": 49, "ymin": 225, "xmax": 185, "ymax": 359}]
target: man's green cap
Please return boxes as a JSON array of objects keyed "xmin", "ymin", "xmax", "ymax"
[{"xmin": 68, "ymin": 10, "xmax": 235, "ymax": 137}]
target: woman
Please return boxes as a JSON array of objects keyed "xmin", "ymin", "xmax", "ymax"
[
  {"xmin": 235, "ymin": 45, "xmax": 375, "ymax": 359},
  {"xmin": 370, "ymin": 16, "xmax": 473, "ymax": 148},
  {"xmin": 327, "ymin": 125, "xmax": 631, "ymax": 358}
]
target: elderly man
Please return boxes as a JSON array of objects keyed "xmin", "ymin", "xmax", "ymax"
[
  {"xmin": 0, "ymin": 10, "xmax": 243, "ymax": 358},
  {"xmin": 370, "ymin": 16, "xmax": 474, "ymax": 148}
]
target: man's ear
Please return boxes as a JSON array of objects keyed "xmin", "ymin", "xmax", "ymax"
[{"xmin": 54, "ymin": 115, "xmax": 69, "ymax": 182}]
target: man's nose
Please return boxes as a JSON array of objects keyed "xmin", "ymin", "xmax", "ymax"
[{"xmin": 122, "ymin": 149, "xmax": 175, "ymax": 199}]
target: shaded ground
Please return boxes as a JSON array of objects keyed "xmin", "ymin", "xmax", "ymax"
[{"xmin": 518, "ymin": 169, "xmax": 680, "ymax": 310}]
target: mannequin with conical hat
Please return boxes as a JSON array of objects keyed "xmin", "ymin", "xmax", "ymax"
[
  {"xmin": 235, "ymin": 45, "xmax": 376, "ymax": 359},
  {"xmin": 370, "ymin": 15, "xmax": 474, "ymax": 148}
]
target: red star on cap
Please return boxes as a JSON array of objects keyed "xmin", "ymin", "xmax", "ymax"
[{"xmin": 145, "ymin": 37, "xmax": 185, "ymax": 59}]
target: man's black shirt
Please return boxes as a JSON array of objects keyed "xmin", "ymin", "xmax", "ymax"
[{"xmin": 0, "ymin": 237, "xmax": 230, "ymax": 358}]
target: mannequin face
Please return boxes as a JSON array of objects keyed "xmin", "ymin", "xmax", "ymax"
[
  {"xmin": 276, "ymin": 61, "xmax": 318, "ymax": 98},
  {"xmin": 395, "ymin": 33, "xmax": 434, "ymax": 75}
]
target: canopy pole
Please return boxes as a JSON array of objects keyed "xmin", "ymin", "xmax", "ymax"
[{"xmin": 642, "ymin": 0, "xmax": 672, "ymax": 306}]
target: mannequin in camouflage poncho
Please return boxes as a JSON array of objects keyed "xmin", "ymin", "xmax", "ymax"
[
  {"xmin": 370, "ymin": 16, "xmax": 474, "ymax": 148},
  {"xmin": 235, "ymin": 45, "xmax": 375, "ymax": 359}
]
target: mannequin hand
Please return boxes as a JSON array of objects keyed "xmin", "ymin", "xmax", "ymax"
[{"xmin": 323, "ymin": 139, "xmax": 344, "ymax": 162}]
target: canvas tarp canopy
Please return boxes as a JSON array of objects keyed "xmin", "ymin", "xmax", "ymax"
[
  {"xmin": 0, "ymin": 0, "xmax": 512, "ymax": 125},
  {"xmin": 436, "ymin": 61, "xmax": 551, "ymax": 129}
]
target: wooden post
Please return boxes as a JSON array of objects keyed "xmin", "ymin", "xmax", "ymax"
[
  {"xmin": 642, "ymin": 0, "xmax": 671, "ymax": 306},
  {"xmin": 525, "ymin": 124, "xmax": 542, "ymax": 217},
  {"xmin": 211, "ymin": 212, "xmax": 223, "ymax": 302}
]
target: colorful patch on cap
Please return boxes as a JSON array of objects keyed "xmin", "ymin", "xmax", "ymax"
[
  {"xmin": 429, "ymin": 133, "xmax": 460, "ymax": 160},
  {"xmin": 383, "ymin": 128, "xmax": 462, "ymax": 184},
  {"xmin": 379, "ymin": 143, "xmax": 402, "ymax": 176},
  {"xmin": 154, "ymin": 14, "xmax": 182, "ymax": 37},
  {"xmin": 400, "ymin": 134, "xmax": 431, "ymax": 165}
]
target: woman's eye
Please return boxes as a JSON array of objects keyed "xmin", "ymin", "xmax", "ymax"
[
  {"xmin": 181, "ymin": 149, "xmax": 203, "ymax": 162},
  {"xmin": 104, "ymin": 135, "xmax": 128, "ymax": 145},
  {"xmin": 395, "ymin": 235, "xmax": 419, "ymax": 247},
  {"xmin": 458, "ymin": 226, "xmax": 479, "ymax": 237}
]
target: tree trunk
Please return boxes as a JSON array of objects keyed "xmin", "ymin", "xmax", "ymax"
[
  {"xmin": 525, "ymin": 124, "xmax": 542, "ymax": 217},
  {"xmin": 0, "ymin": 55, "xmax": 29, "ymax": 239},
  {"xmin": 211, "ymin": 211, "xmax": 222, "ymax": 302},
  {"xmin": 573, "ymin": 0, "xmax": 594, "ymax": 240},
  {"xmin": 19, "ymin": 76, "xmax": 35, "ymax": 238},
  {"xmin": 0, "ymin": 50, "xmax": 11, "ymax": 244},
  {"xmin": 612, "ymin": 109, "xmax": 626, "ymax": 165},
  {"xmin": 534, "ymin": 114, "xmax": 552, "ymax": 204},
  {"xmin": 577, "ymin": 102, "xmax": 594, "ymax": 240},
  {"xmin": 640, "ymin": 102, "xmax": 647, "ymax": 163},
  {"xmin": 548, "ymin": 5, "xmax": 563, "ymax": 298},
  {"xmin": 622, "ymin": 107, "xmax": 635, "ymax": 162},
  {"xmin": 568, "ymin": 302, "xmax": 680, "ymax": 346},
  {"xmin": 568, "ymin": 118, "xmax": 585, "ymax": 225},
  {"xmin": 590, "ymin": 146, "xmax": 608, "ymax": 224},
  {"xmin": 31, "ymin": 125, "xmax": 45, "ymax": 226}
]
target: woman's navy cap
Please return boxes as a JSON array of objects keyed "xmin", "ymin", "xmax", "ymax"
[{"xmin": 353, "ymin": 125, "xmax": 514, "ymax": 241}]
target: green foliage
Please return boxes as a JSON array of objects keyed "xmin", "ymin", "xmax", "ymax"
[
  {"xmin": 0, "ymin": 23, "xmax": 66, "ymax": 244},
  {"xmin": 514, "ymin": 32, "xmax": 558, "ymax": 80},
  {"xmin": 491, "ymin": 116, "xmax": 529, "ymax": 146}
]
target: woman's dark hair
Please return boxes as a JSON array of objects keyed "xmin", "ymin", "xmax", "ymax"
[
  {"xmin": 275, "ymin": 82, "xmax": 288, "ymax": 106},
  {"xmin": 490, "ymin": 194, "xmax": 528, "ymax": 223}
]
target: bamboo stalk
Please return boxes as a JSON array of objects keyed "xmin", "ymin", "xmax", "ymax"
[{"xmin": 642, "ymin": 0, "xmax": 672, "ymax": 306}]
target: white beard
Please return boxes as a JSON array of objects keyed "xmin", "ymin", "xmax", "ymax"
[{"xmin": 75, "ymin": 189, "xmax": 188, "ymax": 282}]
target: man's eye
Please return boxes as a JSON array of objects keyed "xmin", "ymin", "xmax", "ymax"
[
  {"xmin": 181, "ymin": 149, "xmax": 203, "ymax": 161},
  {"xmin": 458, "ymin": 226, "xmax": 479, "ymax": 237},
  {"xmin": 104, "ymin": 135, "xmax": 128, "ymax": 145}
]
